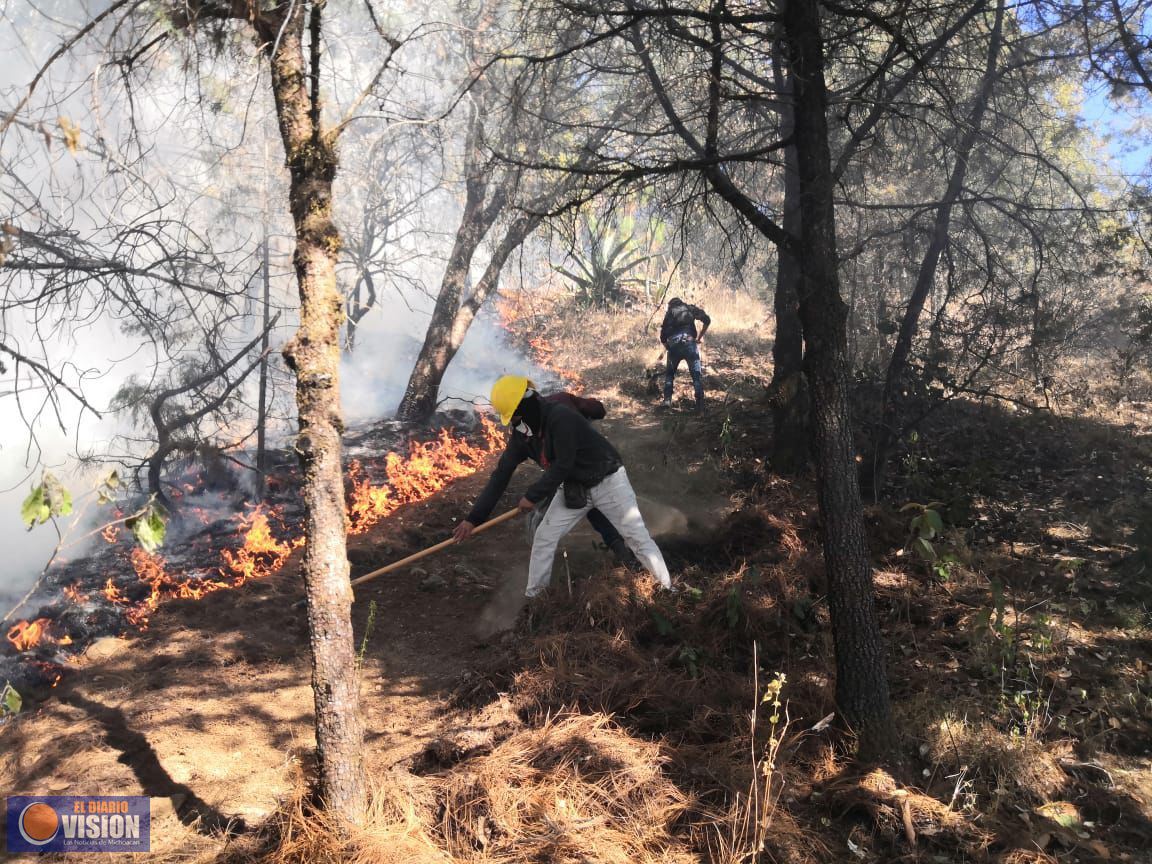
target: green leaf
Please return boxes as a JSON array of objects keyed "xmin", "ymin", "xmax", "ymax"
[
  {"xmin": 128, "ymin": 506, "xmax": 168, "ymax": 553},
  {"xmin": 914, "ymin": 536, "xmax": 937, "ymax": 561},
  {"xmin": 1, "ymin": 681, "xmax": 22, "ymax": 715},
  {"xmin": 20, "ymin": 485, "xmax": 50, "ymax": 528},
  {"xmin": 104, "ymin": 470, "xmax": 119, "ymax": 489},
  {"xmin": 922, "ymin": 509, "xmax": 944, "ymax": 536}
]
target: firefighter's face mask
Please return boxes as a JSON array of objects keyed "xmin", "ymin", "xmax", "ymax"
[{"xmin": 512, "ymin": 389, "xmax": 538, "ymax": 437}]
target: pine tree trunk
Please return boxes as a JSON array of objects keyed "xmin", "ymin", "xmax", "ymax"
[
  {"xmin": 264, "ymin": 1, "xmax": 367, "ymax": 821},
  {"xmin": 768, "ymin": 40, "xmax": 808, "ymax": 474},
  {"xmin": 256, "ymin": 231, "xmax": 271, "ymax": 501},
  {"xmin": 395, "ymin": 221, "xmax": 484, "ymax": 422},
  {"xmin": 783, "ymin": 0, "xmax": 897, "ymax": 761}
]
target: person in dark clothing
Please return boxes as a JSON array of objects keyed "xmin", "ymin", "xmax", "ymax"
[
  {"xmin": 454, "ymin": 376, "xmax": 672, "ymax": 598},
  {"xmin": 659, "ymin": 297, "xmax": 710, "ymax": 412},
  {"xmin": 458, "ymin": 383, "xmax": 640, "ymax": 570}
]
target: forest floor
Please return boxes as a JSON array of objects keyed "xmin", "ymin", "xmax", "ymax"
[{"xmin": 3, "ymin": 296, "xmax": 1152, "ymax": 863}]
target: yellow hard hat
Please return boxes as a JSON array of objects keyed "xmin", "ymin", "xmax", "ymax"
[{"xmin": 490, "ymin": 375, "xmax": 535, "ymax": 425}]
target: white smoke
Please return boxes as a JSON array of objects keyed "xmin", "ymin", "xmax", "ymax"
[{"xmin": 0, "ymin": 0, "xmax": 550, "ymax": 611}]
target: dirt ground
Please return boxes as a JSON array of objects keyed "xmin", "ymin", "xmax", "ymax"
[{"xmin": 0, "ymin": 393, "xmax": 731, "ymax": 862}]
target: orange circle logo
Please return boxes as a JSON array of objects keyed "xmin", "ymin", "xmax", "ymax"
[{"xmin": 19, "ymin": 802, "xmax": 59, "ymax": 845}]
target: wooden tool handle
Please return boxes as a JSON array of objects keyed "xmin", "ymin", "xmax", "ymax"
[{"xmin": 350, "ymin": 507, "xmax": 521, "ymax": 589}]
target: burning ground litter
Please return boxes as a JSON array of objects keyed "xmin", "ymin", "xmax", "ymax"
[{"xmin": 0, "ymin": 413, "xmax": 504, "ymax": 695}]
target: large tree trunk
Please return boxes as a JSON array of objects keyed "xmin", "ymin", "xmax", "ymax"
[
  {"xmin": 783, "ymin": 0, "xmax": 897, "ymax": 760},
  {"xmin": 866, "ymin": 0, "xmax": 1005, "ymax": 498},
  {"xmin": 264, "ymin": 1, "xmax": 367, "ymax": 821},
  {"xmin": 394, "ymin": 191, "xmax": 503, "ymax": 422},
  {"xmin": 768, "ymin": 35, "xmax": 808, "ymax": 474}
]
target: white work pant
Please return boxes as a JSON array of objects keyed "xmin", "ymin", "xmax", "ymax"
[{"xmin": 525, "ymin": 467, "xmax": 672, "ymax": 597}]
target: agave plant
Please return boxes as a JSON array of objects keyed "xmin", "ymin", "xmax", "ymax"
[{"xmin": 555, "ymin": 213, "xmax": 666, "ymax": 308}]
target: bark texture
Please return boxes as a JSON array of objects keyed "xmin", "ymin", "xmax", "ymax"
[
  {"xmin": 783, "ymin": 0, "xmax": 897, "ymax": 760},
  {"xmin": 768, "ymin": 35, "xmax": 808, "ymax": 474},
  {"xmin": 397, "ymin": 105, "xmax": 509, "ymax": 423},
  {"xmin": 261, "ymin": 0, "xmax": 368, "ymax": 820}
]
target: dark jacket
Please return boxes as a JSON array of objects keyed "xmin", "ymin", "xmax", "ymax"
[
  {"xmin": 660, "ymin": 301, "xmax": 710, "ymax": 345},
  {"xmin": 546, "ymin": 392, "xmax": 606, "ymax": 421},
  {"xmin": 466, "ymin": 397, "xmax": 620, "ymax": 525}
]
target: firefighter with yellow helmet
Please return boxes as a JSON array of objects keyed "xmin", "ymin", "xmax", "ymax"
[{"xmin": 454, "ymin": 375, "xmax": 673, "ymax": 597}]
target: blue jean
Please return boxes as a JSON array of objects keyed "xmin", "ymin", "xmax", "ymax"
[{"xmin": 664, "ymin": 338, "xmax": 704, "ymax": 404}]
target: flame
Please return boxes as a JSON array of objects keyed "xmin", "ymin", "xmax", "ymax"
[
  {"xmin": 103, "ymin": 577, "xmax": 128, "ymax": 605},
  {"xmin": 529, "ymin": 335, "xmax": 584, "ymax": 386},
  {"xmin": 123, "ymin": 548, "xmax": 166, "ymax": 629},
  {"xmin": 219, "ymin": 508, "xmax": 301, "ymax": 586},
  {"xmin": 7, "ymin": 618, "xmax": 48, "ymax": 651},
  {"xmin": 45, "ymin": 417, "xmax": 502, "ymax": 640},
  {"xmin": 347, "ymin": 418, "xmax": 504, "ymax": 535},
  {"xmin": 28, "ymin": 659, "xmax": 65, "ymax": 687},
  {"xmin": 6, "ymin": 618, "xmax": 72, "ymax": 652},
  {"xmin": 495, "ymin": 294, "xmax": 524, "ymax": 330},
  {"xmin": 347, "ymin": 462, "xmax": 391, "ymax": 534},
  {"xmin": 99, "ymin": 508, "xmax": 305, "ymax": 630},
  {"xmin": 386, "ymin": 430, "xmax": 484, "ymax": 501}
]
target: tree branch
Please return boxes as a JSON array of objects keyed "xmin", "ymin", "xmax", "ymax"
[{"xmin": 0, "ymin": 0, "xmax": 138, "ymax": 140}]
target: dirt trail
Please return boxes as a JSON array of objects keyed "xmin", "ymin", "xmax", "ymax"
[{"xmin": 0, "ymin": 402, "xmax": 730, "ymax": 861}]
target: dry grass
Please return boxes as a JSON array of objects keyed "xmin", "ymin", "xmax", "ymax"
[
  {"xmin": 429, "ymin": 712, "xmax": 695, "ymax": 863},
  {"xmin": 239, "ymin": 715, "xmax": 699, "ymax": 864},
  {"xmin": 238, "ymin": 495, "xmax": 835, "ymax": 864},
  {"xmin": 821, "ymin": 767, "xmax": 989, "ymax": 850},
  {"xmin": 997, "ymin": 851, "xmax": 1060, "ymax": 864},
  {"xmin": 232, "ymin": 771, "xmax": 448, "ymax": 864},
  {"xmin": 920, "ymin": 715, "xmax": 1070, "ymax": 806}
]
